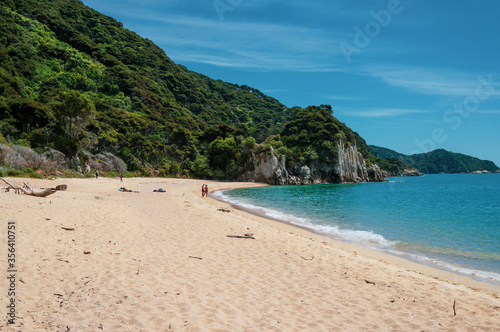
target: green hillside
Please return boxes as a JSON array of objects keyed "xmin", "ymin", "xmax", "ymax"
[
  {"xmin": 0, "ymin": 0, "xmax": 401, "ymax": 180},
  {"xmin": 368, "ymin": 146, "xmax": 415, "ymax": 165},
  {"xmin": 369, "ymin": 146, "xmax": 500, "ymax": 174},
  {"xmin": 0, "ymin": 0, "xmax": 292, "ymax": 174}
]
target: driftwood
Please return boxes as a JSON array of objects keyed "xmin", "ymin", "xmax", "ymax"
[
  {"xmin": 226, "ymin": 233, "xmax": 255, "ymax": 239},
  {"xmin": 1, "ymin": 178, "xmax": 56, "ymax": 197},
  {"xmin": 41, "ymin": 184, "xmax": 67, "ymax": 191},
  {"xmin": 55, "ymin": 184, "xmax": 67, "ymax": 191}
]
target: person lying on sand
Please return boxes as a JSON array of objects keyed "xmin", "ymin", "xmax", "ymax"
[
  {"xmin": 119, "ymin": 187, "xmax": 139, "ymax": 193},
  {"xmin": 153, "ymin": 188, "xmax": 165, "ymax": 192}
]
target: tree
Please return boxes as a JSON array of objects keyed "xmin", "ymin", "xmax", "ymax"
[
  {"xmin": 242, "ymin": 136, "xmax": 256, "ymax": 150},
  {"xmin": 208, "ymin": 137, "xmax": 237, "ymax": 174},
  {"xmin": 191, "ymin": 154, "xmax": 212, "ymax": 178},
  {"xmin": 52, "ymin": 90, "xmax": 97, "ymax": 158}
]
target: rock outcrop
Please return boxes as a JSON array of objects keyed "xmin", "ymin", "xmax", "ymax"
[
  {"xmin": 381, "ymin": 169, "xmax": 423, "ymax": 178},
  {"xmin": 238, "ymin": 147, "xmax": 279, "ymax": 183},
  {"xmin": 238, "ymin": 141, "xmax": 385, "ymax": 185},
  {"xmin": 335, "ymin": 141, "xmax": 369, "ymax": 183}
]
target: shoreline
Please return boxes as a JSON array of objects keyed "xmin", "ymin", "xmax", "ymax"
[
  {"xmin": 1, "ymin": 177, "xmax": 499, "ymax": 330},
  {"xmin": 208, "ymin": 184, "xmax": 500, "ymax": 294}
]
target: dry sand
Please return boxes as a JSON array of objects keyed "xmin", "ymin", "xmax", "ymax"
[{"xmin": 0, "ymin": 176, "xmax": 499, "ymax": 331}]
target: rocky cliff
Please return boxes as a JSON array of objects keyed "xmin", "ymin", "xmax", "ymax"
[{"xmin": 239, "ymin": 141, "xmax": 385, "ymax": 184}]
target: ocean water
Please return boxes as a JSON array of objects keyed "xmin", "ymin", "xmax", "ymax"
[{"xmin": 214, "ymin": 174, "xmax": 500, "ymax": 284}]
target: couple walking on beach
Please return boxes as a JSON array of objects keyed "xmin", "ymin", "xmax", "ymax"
[{"xmin": 201, "ymin": 184, "xmax": 209, "ymax": 198}]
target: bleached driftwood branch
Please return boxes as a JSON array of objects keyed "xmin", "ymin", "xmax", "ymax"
[{"xmin": 1, "ymin": 178, "xmax": 56, "ymax": 197}]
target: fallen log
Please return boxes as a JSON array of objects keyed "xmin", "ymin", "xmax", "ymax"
[{"xmin": 1, "ymin": 178, "xmax": 57, "ymax": 197}]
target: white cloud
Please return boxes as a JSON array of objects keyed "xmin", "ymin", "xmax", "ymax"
[
  {"xmin": 360, "ymin": 66, "xmax": 500, "ymax": 98},
  {"xmin": 345, "ymin": 108, "xmax": 431, "ymax": 117},
  {"xmin": 129, "ymin": 13, "xmax": 350, "ymax": 71},
  {"xmin": 325, "ymin": 94, "xmax": 363, "ymax": 101},
  {"xmin": 83, "ymin": 2, "xmax": 366, "ymax": 71},
  {"xmin": 82, "ymin": 0, "xmax": 421, "ymax": 72},
  {"xmin": 304, "ymin": 92, "xmax": 363, "ymax": 101}
]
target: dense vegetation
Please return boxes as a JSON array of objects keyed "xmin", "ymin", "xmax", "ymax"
[
  {"xmin": 0, "ymin": 0, "xmax": 406, "ymax": 179},
  {"xmin": 369, "ymin": 146, "xmax": 500, "ymax": 174},
  {"xmin": 0, "ymin": 0, "xmax": 292, "ymax": 176}
]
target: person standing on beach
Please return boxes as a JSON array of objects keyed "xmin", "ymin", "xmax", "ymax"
[
  {"xmin": 120, "ymin": 173, "xmax": 123, "ymax": 182},
  {"xmin": 201, "ymin": 184, "xmax": 205, "ymax": 197},
  {"xmin": 204, "ymin": 184, "xmax": 208, "ymax": 197},
  {"xmin": 95, "ymin": 170, "xmax": 99, "ymax": 179}
]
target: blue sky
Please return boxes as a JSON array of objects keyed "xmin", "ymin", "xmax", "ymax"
[{"xmin": 81, "ymin": 0, "xmax": 500, "ymax": 167}]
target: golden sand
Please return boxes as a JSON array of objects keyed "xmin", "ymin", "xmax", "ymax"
[{"xmin": 0, "ymin": 177, "xmax": 498, "ymax": 331}]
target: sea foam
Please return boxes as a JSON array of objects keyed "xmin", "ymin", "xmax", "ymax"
[{"xmin": 213, "ymin": 190, "xmax": 396, "ymax": 249}]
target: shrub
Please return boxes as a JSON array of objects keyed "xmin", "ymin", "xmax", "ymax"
[
  {"xmin": 12, "ymin": 145, "xmax": 46, "ymax": 170},
  {"xmin": 254, "ymin": 144, "xmax": 271, "ymax": 154},
  {"xmin": 141, "ymin": 167, "xmax": 154, "ymax": 177},
  {"xmin": 169, "ymin": 161, "xmax": 181, "ymax": 176},
  {"xmin": 181, "ymin": 169, "xmax": 190, "ymax": 178},
  {"xmin": 0, "ymin": 144, "xmax": 27, "ymax": 169},
  {"xmin": 6, "ymin": 169, "xmax": 23, "ymax": 177}
]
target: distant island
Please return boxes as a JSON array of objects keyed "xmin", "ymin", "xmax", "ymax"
[{"xmin": 369, "ymin": 146, "xmax": 500, "ymax": 174}]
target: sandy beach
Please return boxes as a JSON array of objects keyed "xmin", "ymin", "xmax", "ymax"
[{"xmin": 0, "ymin": 176, "xmax": 499, "ymax": 331}]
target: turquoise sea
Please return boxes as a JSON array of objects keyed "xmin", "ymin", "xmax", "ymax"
[{"xmin": 214, "ymin": 174, "xmax": 500, "ymax": 285}]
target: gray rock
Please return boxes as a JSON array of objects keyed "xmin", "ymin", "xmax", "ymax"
[{"xmin": 239, "ymin": 140, "xmax": 385, "ymax": 185}]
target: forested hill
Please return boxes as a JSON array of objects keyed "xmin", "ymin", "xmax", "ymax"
[
  {"xmin": 0, "ymin": 0, "xmax": 399, "ymax": 179},
  {"xmin": 1, "ymin": 0, "xmax": 290, "ymax": 141},
  {"xmin": 0, "ymin": 0, "xmax": 292, "ymax": 169},
  {"xmin": 369, "ymin": 146, "xmax": 500, "ymax": 174}
]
